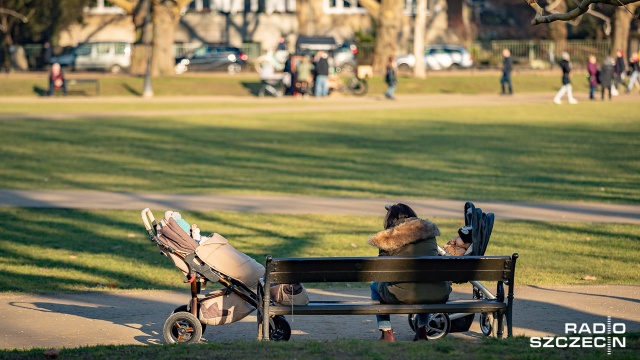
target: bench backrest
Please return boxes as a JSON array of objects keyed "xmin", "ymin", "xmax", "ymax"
[{"xmin": 264, "ymin": 254, "xmax": 517, "ymax": 284}]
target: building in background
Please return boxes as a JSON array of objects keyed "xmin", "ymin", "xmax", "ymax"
[{"xmin": 58, "ymin": 0, "xmax": 456, "ymax": 55}]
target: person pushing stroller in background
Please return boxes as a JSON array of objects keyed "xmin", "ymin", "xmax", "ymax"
[{"xmin": 368, "ymin": 203, "xmax": 451, "ymax": 342}]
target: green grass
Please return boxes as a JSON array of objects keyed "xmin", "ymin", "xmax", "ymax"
[
  {"xmin": 0, "ymin": 102, "xmax": 638, "ymax": 203},
  {"xmin": 0, "ymin": 72, "xmax": 588, "ymax": 97},
  {"xmin": 0, "ymin": 209, "xmax": 637, "ymax": 293},
  {"xmin": 1, "ymin": 335, "xmax": 638, "ymax": 360}
]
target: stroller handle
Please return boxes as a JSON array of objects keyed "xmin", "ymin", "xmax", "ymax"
[{"xmin": 141, "ymin": 208, "xmax": 156, "ymax": 231}]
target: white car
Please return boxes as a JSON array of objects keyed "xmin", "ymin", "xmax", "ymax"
[{"xmin": 396, "ymin": 45, "xmax": 474, "ymax": 72}]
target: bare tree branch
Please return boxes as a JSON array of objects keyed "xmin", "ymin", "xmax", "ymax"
[
  {"xmin": 525, "ymin": 0, "xmax": 639, "ymax": 25},
  {"xmin": 0, "ymin": 7, "xmax": 34, "ymax": 23},
  {"xmin": 358, "ymin": 0, "xmax": 381, "ymax": 18},
  {"xmin": 588, "ymin": 7, "xmax": 612, "ymax": 34}
]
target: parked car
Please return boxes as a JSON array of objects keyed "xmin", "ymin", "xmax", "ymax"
[
  {"xmin": 295, "ymin": 36, "xmax": 357, "ymax": 73},
  {"xmin": 396, "ymin": 45, "xmax": 473, "ymax": 72},
  {"xmin": 50, "ymin": 42, "xmax": 132, "ymax": 74},
  {"xmin": 175, "ymin": 45, "xmax": 248, "ymax": 74}
]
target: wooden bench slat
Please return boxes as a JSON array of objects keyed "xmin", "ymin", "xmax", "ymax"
[
  {"xmin": 267, "ymin": 256, "xmax": 513, "ymax": 283},
  {"xmin": 267, "ymin": 301, "xmax": 506, "ymax": 316}
]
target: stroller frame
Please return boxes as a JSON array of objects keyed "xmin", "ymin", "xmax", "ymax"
[
  {"xmin": 408, "ymin": 202, "xmax": 504, "ymax": 339},
  {"xmin": 141, "ymin": 208, "xmax": 290, "ymax": 343}
]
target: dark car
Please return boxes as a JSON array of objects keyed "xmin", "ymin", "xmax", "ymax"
[{"xmin": 175, "ymin": 45, "xmax": 248, "ymax": 74}]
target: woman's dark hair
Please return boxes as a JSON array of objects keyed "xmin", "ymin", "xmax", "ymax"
[{"xmin": 383, "ymin": 203, "xmax": 417, "ymax": 229}]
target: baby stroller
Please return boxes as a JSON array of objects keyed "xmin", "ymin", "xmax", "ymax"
[
  {"xmin": 408, "ymin": 202, "xmax": 502, "ymax": 339},
  {"xmin": 140, "ymin": 208, "xmax": 291, "ymax": 343},
  {"xmin": 258, "ymin": 64, "xmax": 286, "ymax": 97}
]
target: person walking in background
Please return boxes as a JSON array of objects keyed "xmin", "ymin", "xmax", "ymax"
[
  {"xmin": 314, "ymin": 51, "xmax": 329, "ymax": 97},
  {"xmin": 44, "ymin": 62, "xmax": 67, "ymax": 96},
  {"xmin": 554, "ymin": 52, "xmax": 578, "ymax": 105},
  {"xmin": 599, "ymin": 56, "xmax": 615, "ymax": 101},
  {"xmin": 626, "ymin": 53, "xmax": 639, "ymax": 93},
  {"xmin": 613, "ymin": 49, "xmax": 626, "ymax": 93},
  {"xmin": 587, "ymin": 55, "xmax": 599, "ymax": 100},
  {"xmin": 384, "ymin": 56, "xmax": 397, "ymax": 100},
  {"xmin": 500, "ymin": 48, "xmax": 513, "ymax": 95}
]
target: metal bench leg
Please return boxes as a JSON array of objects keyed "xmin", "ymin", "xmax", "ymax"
[{"xmin": 496, "ymin": 310, "xmax": 505, "ymax": 339}]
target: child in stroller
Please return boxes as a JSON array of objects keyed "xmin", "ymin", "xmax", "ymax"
[
  {"xmin": 141, "ymin": 208, "xmax": 291, "ymax": 343},
  {"xmin": 407, "ymin": 202, "xmax": 501, "ymax": 339}
]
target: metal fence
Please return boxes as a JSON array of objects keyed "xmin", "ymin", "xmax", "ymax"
[
  {"xmin": 355, "ymin": 40, "xmax": 613, "ymax": 70},
  {"xmin": 471, "ymin": 40, "xmax": 613, "ymax": 70}
]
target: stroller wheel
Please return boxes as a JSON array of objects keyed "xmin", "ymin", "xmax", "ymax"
[
  {"xmin": 269, "ymin": 315, "xmax": 291, "ymax": 341},
  {"xmin": 480, "ymin": 312, "xmax": 507, "ymax": 338},
  {"xmin": 480, "ymin": 312, "xmax": 493, "ymax": 336},
  {"xmin": 426, "ymin": 313, "xmax": 450, "ymax": 340},
  {"xmin": 172, "ymin": 305, "xmax": 206, "ymax": 334},
  {"xmin": 408, "ymin": 313, "xmax": 450, "ymax": 340},
  {"xmin": 163, "ymin": 311, "xmax": 203, "ymax": 344},
  {"xmin": 407, "ymin": 313, "xmax": 418, "ymax": 332}
]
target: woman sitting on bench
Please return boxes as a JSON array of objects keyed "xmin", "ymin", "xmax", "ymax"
[
  {"xmin": 45, "ymin": 63, "xmax": 67, "ymax": 96},
  {"xmin": 368, "ymin": 203, "xmax": 451, "ymax": 342}
]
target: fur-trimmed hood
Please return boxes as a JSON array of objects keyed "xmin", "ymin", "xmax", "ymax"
[{"xmin": 368, "ymin": 218, "xmax": 440, "ymax": 253}]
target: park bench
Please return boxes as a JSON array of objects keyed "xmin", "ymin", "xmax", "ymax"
[
  {"xmin": 258, "ymin": 254, "xmax": 519, "ymax": 341},
  {"xmin": 67, "ymin": 78, "xmax": 100, "ymax": 95}
]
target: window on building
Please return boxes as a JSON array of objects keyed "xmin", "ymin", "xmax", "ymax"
[
  {"xmin": 201, "ymin": 0, "xmax": 295, "ymax": 14},
  {"xmin": 86, "ymin": 0, "xmax": 127, "ymax": 14},
  {"xmin": 403, "ymin": 0, "xmax": 430, "ymax": 15},
  {"xmin": 324, "ymin": 0, "xmax": 367, "ymax": 14}
]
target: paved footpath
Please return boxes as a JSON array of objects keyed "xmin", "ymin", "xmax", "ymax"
[
  {"xmin": 1, "ymin": 189, "xmax": 639, "ymax": 224},
  {"xmin": 1, "ymin": 285, "xmax": 638, "ymax": 349}
]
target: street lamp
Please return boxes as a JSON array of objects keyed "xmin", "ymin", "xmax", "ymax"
[{"xmin": 142, "ymin": 0, "xmax": 154, "ymax": 98}]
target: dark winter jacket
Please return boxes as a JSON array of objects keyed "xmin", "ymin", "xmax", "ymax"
[
  {"xmin": 315, "ymin": 57, "xmax": 329, "ymax": 76},
  {"xmin": 368, "ymin": 218, "xmax": 451, "ymax": 304},
  {"xmin": 599, "ymin": 62, "xmax": 614, "ymax": 88},
  {"xmin": 560, "ymin": 59, "xmax": 572, "ymax": 85},
  {"xmin": 630, "ymin": 60, "xmax": 640, "ymax": 73},
  {"xmin": 385, "ymin": 65, "xmax": 397, "ymax": 86},
  {"xmin": 502, "ymin": 56, "xmax": 513, "ymax": 75},
  {"xmin": 615, "ymin": 56, "xmax": 626, "ymax": 76}
]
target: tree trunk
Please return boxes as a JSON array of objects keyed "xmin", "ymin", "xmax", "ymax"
[
  {"xmin": 129, "ymin": 0, "xmax": 150, "ymax": 75},
  {"xmin": 1, "ymin": 14, "xmax": 13, "ymax": 71},
  {"xmin": 612, "ymin": 5, "xmax": 638, "ymax": 57},
  {"xmin": 296, "ymin": 0, "xmax": 310, "ymax": 36},
  {"xmin": 413, "ymin": 0, "xmax": 427, "ymax": 78},
  {"xmin": 548, "ymin": 0, "xmax": 568, "ymax": 53},
  {"xmin": 152, "ymin": 2, "xmax": 177, "ymax": 76},
  {"xmin": 372, "ymin": 0, "xmax": 403, "ymax": 74}
]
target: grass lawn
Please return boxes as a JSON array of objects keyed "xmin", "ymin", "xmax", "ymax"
[
  {"xmin": 1, "ymin": 335, "xmax": 638, "ymax": 360},
  {"xmin": 0, "ymin": 209, "xmax": 637, "ymax": 293},
  {"xmin": 0, "ymin": 101, "xmax": 638, "ymax": 203},
  {"xmin": 0, "ymin": 71, "xmax": 589, "ymax": 97}
]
